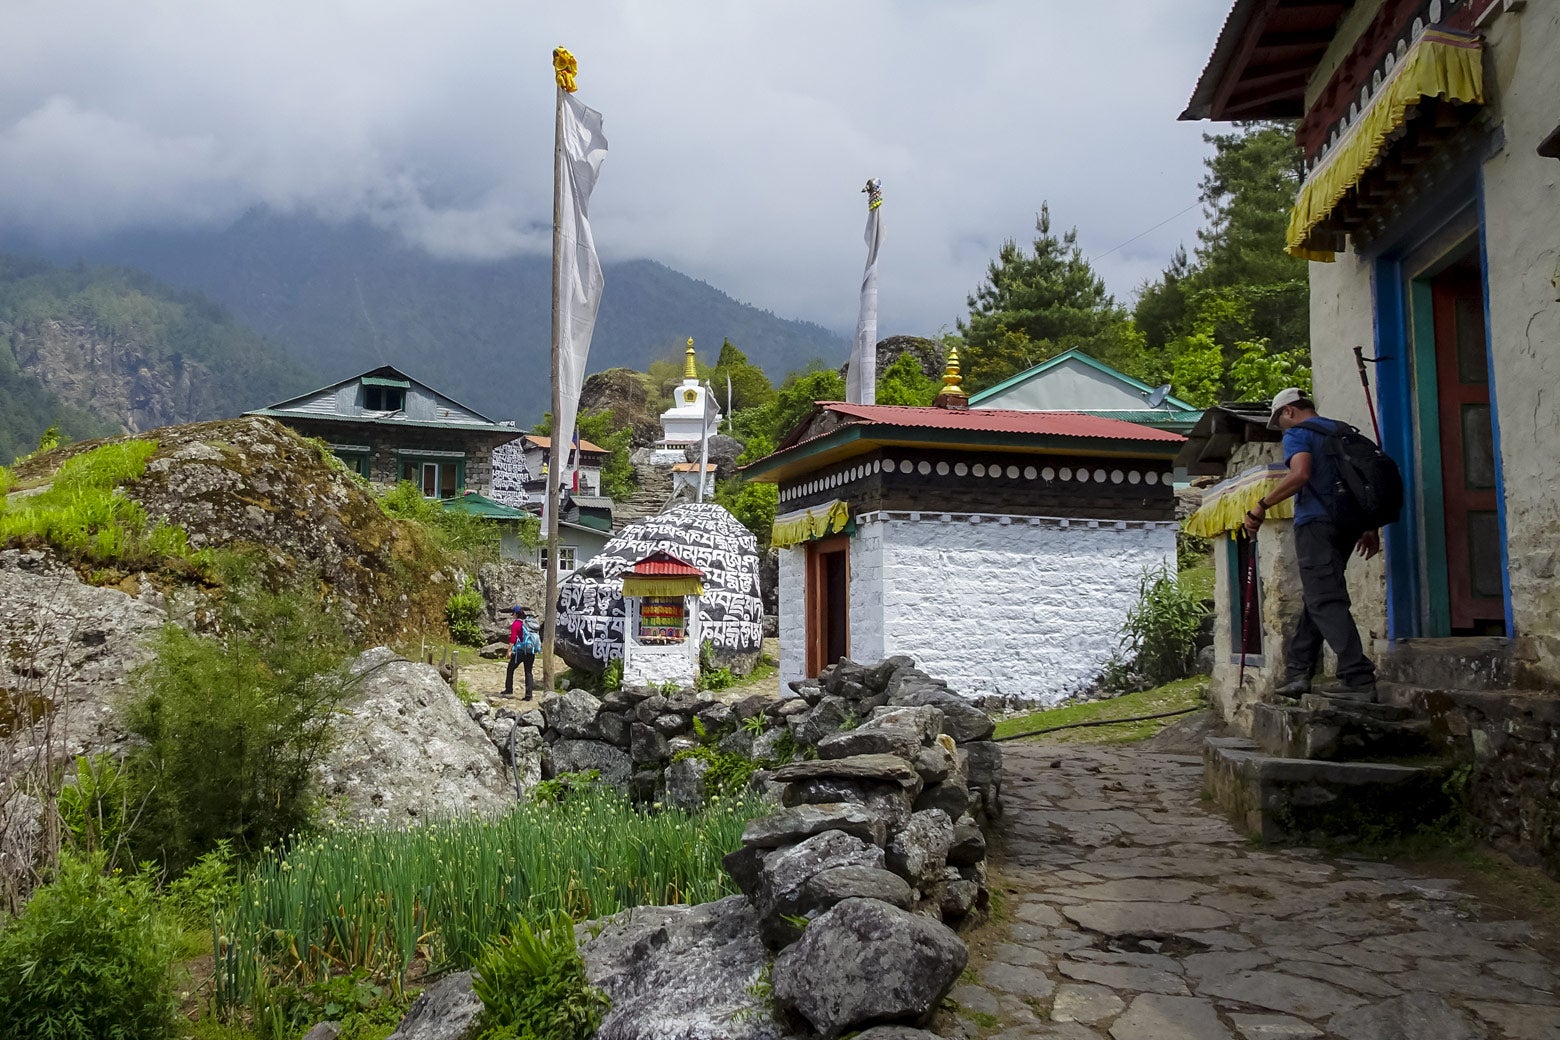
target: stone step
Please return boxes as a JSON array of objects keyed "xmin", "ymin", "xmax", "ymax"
[
  {"xmin": 1250, "ymin": 702, "xmax": 1439, "ymax": 762},
  {"xmin": 1297, "ymin": 692, "xmax": 1415, "ymax": 721},
  {"xmin": 1203, "ymin": 736, "xmax": 1457, "ymax": 844},
  {"xmin": 1375, "ymin": 636, "xmax": 1516, "ymax": 692}
]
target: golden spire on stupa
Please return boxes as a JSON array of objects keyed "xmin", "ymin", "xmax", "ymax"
[{"xmin": 684, "ymin": 337, "xmax": 698, "ymax": 380}]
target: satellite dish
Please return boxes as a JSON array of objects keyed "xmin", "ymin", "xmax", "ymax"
[{"xmin": 1145, "ymin": 384, "xmax": 1173, "ymax": 409}]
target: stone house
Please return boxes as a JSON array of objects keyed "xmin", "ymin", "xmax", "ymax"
[
  {"xmin": 969, "ymin": 347, "xmax": 1202, "ymax": 436},
  {"xmin": 740, "ymin": 364, "xmax": 1185, "ymax": 704},
  {"xmin": 1184, "ymin": 0, "xmax": 1560, "ymax": 685},
  {"xmin": 248, "ymin": 365, "xmax": 519, "ymax": 499}
]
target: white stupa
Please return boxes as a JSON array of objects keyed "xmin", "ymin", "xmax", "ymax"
[{"xmin": 653, "ymin": 338, "xmax": 721, "ymax": 463}]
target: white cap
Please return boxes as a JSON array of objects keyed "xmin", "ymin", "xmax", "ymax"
[{"xmin": 1267, "ymin": 387, "xmax": 1306, "ymax": 429}]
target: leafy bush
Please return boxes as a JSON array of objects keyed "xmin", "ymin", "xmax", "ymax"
[
  {"xmin": 670, "ymin": 746, "xmax": 762, "ymax": 798},
  {"xmin": 378, "ymin": 480, "xmax": 504, "ymax": 561},
  {"xmin": 0, "ymin": 852, "xmax": 179, "ymax": 1040},
  {"xmin": 164, "ymin": 841, "xmax": 241, "ymax": 928},
  {"xmin": 446, "ymin": 579, "xmax": 486, "ymax": 646},
  {"xmin": 529, "ymin": 770, "xmax": 603, "ymax": 805},
  {"xmin": 1118, "ymin": 564, "xmax": 1210, "ymax": 685},
  {"xmin": 1176, "ymin": 531, "xmax": 1212, "ymax": 572},
  {"xmin": 599, "ymin": 657, "xmax": 623, "ymax": 692},
  {"xmin": 56, "ymin": 754, "xmax": 136, "ymax": 866},
  {"xmin": 472, "ymin": 911, "xmax": 610, "ymax": 1040},
  {"xmin": 124, "ymin": 585, "xmax": 359, "ymax": 873}
]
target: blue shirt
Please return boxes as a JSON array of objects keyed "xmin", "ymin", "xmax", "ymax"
[{"xmin": 1281, "ymin": 418, "xmax": 1343, "ymax": 528}]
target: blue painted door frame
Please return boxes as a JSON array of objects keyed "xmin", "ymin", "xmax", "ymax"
[{"xmin": 1369, "ymin": 173, "xmax": 1513, "ymax": 640}]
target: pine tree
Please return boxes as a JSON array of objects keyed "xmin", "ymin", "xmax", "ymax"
[{"xmin": 957, "ymin": 203, "xmax": 1137, "ymax": 391}]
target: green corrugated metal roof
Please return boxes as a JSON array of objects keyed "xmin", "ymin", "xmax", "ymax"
[
  {"xmin": 967, "ymin": 348, "xmax": 1196, "ymax": 410},
  {"xmin": 442, "ymin": 492, "xmax": 531, "ymax": 519},
  {"xmin": 362, "ymin": 375, "xmax": 412, "ymax": 388}
]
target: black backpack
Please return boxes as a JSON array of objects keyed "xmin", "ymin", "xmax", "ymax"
[{"xmin": 1297, "ymin": 419, "xmax": 1404, "ymax": 530}]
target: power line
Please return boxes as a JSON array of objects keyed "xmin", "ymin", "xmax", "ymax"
[{"xmin": 1089, "ymin": 200, "xmax": 1203, "ymax": 264}]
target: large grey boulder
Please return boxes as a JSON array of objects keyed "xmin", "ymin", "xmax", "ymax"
[
  {"xmin": 316, "ymin": 649, "xmax": 514, "ymax": 826},
  {"xmin": 548, "ymin": 739, "xmax": 632, "ymax": 786},
  {"xmin": 755, "ymin": 830, "xmax": 884, "ymax": 947},
  {"xmin": 385, "ymin": 971, "xmax": 481, "ymax": 1040},
  {"xmin": 772, "ymin": 898, "xmax": 967, "ymax": 1038},
  {"xmin": 771, "ymin": 755, "xmax": 922, "ymax": 791},
  {"xmin": 0, "ymin": 549, "xmax": 167, "ymax": 777},
  {"xmin": 782, "ymin": 778, "xmax": 915, "ymax": 830},
  {"xmin": 580, "ymin": 896, "xmax": 797, "ymax": 1040}
]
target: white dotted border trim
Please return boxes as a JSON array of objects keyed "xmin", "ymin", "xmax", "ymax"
[{"xmin": 778, "ymin": 457, "xmax": 1169, "ymax": 503}]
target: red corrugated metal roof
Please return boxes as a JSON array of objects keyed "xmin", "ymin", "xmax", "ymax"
[
  {"xmin": 816, "ymin": 403, "xmax": 1186, "ymax": 443},
  {"xmin": 627, "ymin": 551, "xmax": 704, "ymax": 577}
]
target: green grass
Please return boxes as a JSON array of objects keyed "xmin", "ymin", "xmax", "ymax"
[
  {"xmin": 1178, "ymin": 564, "xmax": 1215, "ymax": 602},
  {"xmin": 0, "ymin": 438, "xmax": 206, "ymax": 571},
  {"xmin": 215, "ymin": 786, "xmax": 763, "ymax": 1016},
  {"xmin": 993, "ymin": 677, "xmax": 1208, "ymax": 743}
]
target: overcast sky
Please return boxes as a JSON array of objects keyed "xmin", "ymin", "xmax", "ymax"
[{"xmin": 0, "ymin": 0, "xmax": 1233, "ymax": 338}]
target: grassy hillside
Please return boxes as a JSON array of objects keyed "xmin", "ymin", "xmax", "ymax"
[{"xmin": 33, "ymin": 210, "xmax": 849, "ymax": 421}]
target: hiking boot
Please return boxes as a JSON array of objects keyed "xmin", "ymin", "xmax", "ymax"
[
  {"xmin": 1324, "ymin": 680, "xmax": 1377, "ymax": 703},
  {"xmin": 1273, "ymin": 677, "xmax": 1312, "ymax": 698}
]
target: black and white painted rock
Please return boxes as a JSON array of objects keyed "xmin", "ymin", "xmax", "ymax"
[{"xmin": 555, "ymin": 503, "xmax": 763, "ymax": 675}]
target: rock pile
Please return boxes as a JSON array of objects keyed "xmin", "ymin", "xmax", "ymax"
[{"xmin": 716, "ymin": 656, "xmax": 999, "ymax": 1038}]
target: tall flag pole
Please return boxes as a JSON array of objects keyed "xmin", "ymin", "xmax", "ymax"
[
  {"xmin": 543, "ymin": 46, "xmax": 608, "ymax": 693},
  {"xmin": 846, "ymin": 178, "xmax": 884, "ymax": 404}
]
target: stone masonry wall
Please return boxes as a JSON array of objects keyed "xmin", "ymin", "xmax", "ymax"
[
  {"xmin": 1210, "ymin": 442, "xmax": 1306, "ymax": 733},
  {"xmin": 778, "ymin": 545, "xmax": 806, "ymax": 690}
]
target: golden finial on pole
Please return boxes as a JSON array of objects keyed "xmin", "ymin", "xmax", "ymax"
[
  {"xmin": 553, "ymin": 47, "xmax": 578, "ymax": 93},
  {"xmin": 684, "ymin": 337, "xmax": 698, "ymax": 380},
  {"xmin": 933, "ymin": 346, "xmax": 970, "ymax": 409}
]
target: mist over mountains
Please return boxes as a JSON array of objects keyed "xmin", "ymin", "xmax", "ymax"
[{"xmin": 10, "ymin": 211, "xmax": 850, "ymax": 423}]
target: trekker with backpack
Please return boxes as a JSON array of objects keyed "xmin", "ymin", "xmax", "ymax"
[
  {"xmin": 505, "ymin": 606, "xmax": 540, "ymax": 700},
  {"xmin": 1243, "ymin": 387, "xmax": 1401, "ymax": 703}
]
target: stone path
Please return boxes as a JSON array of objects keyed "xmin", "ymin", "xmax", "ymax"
[{"xmin": 944, "ymin": 741, "xmax": 1560, "ymax": 1040}]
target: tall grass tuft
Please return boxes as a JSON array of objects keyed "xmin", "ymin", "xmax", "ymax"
[
  {"xmin": 0, "ymin": 438, "xmax": 203, "ymax": 570},
  {"xmin": 215, "ymin": 786, "xmax": 761, "ymax": 1014}
]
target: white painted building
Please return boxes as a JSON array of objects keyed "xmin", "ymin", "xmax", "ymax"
[
  {"xmin": 1184, "ymin": 0, "xmax": 1560, "ymax": 686},
  {"xmin": 743, "ymin": 389, "xmax": 1185, "ymax": 704},
  {"xmin": 653, "ymin": 338, "xmax": 720, "ymax": 463}
]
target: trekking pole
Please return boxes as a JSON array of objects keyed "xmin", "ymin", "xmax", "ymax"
[
  {"xmin": 1237, "ymin": 528, "xmax": 1258, "ymax": 689},
  {"xmin": 1352, "ymin": 346, "xmax": 1386, "ymax": 446}
]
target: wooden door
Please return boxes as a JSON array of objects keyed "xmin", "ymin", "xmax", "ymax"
[
  {"xmin": 805, "ymin": 536, "xmax": 850, "ymax": 676},
  {"xmin": 1431, "ymin": 271, "xmax": 1503, "ymax": 632}
]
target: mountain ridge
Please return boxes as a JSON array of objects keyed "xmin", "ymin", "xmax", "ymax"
[{"xmin": 13, "ymin": 211, "xmax": 851, "ymax": 422}]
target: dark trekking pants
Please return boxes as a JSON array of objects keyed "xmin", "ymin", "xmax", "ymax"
[
  {"xmin": 505, "ymin": 652, "xmax": 535, "ymax": 699},
  {"xmin": 1286, "ymin": 521, "xmax": 1376, "ymax": 687}
]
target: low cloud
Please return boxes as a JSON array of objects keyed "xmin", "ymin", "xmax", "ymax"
[{"xmin": 0, "ymin": 0, "xmax": 1230, "ymax": 334}]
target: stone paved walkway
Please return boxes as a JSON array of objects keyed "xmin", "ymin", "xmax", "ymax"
[{"xmin": 944, "ymin": 740, "xmax": 1560, "ymax": 1040}]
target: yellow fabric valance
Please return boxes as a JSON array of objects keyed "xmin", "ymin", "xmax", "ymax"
[
  {"xmin": 771, "ymin": 500, "xmax": 853, "ymax": 549},
  {"xmin": 1287, "ymin": 27, "xmax": 1484, "ymax": 262},
  {"xmin": 1184, "ymin": 463, "xmax": 1295, "ymax": 539},
  {"xmin": 621, "ymin": 576, "xmax": 703, "ymax": 598}
]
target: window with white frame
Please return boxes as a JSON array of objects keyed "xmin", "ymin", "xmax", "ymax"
[{"xmin": 538, "ymin": 545, "xmax": 579, "ymax": 572}]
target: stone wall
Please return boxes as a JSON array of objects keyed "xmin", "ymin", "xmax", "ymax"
[
  {"xmin": 778, "ymin": 546, "xmax": 806, "ymax": 689},
  {"xmin": 1209, "ymin": 442, "xmax": 1306, "ymax": 732}
]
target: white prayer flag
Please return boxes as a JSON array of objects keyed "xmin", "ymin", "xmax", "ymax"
[
  {"xmin": 847, "ymin": 179, "xmax": 884, "ymax": 404},
  {"xmin": 553, "ymin": 90, "xmax": 608, "ymax": 478}
]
